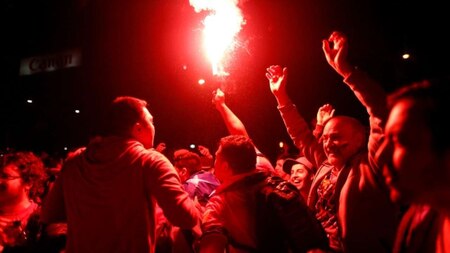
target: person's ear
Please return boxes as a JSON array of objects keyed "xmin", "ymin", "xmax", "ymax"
[
  {"xmin": 135, "ymin": 122, "xmax": 143, "ymax": 132},
  {"xmin": 179, "ymin": 167, "xmax": 188, "ymax": 178},
  {"xmin": 130, "ymin": 122, "xmax": 142, "ymax": 138}
]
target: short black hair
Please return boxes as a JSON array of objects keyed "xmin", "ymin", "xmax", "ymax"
[
  {"xmin": 102, "ymin": 96, "xmax": 148, "ymax": 137},
  {"xmin": 218, "ymin": 135, "xmax": 256, "ymax": 174},
  {"xmin": 173, "ymin": 149, "xmax": 202, "ymax": 175}
]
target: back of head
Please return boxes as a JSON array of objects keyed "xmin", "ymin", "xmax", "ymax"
[
  {"xmin": 388, "ymin": 78, "xmax": 450, "ymax": 155},
  {"xmin": 101, "ymin": 96, "xmax": 148, "ymax": 137},
  {"xmin": 219, "ymin": 135, "xmax": 257, "ymax": 174},
  {"xmin": 1, "ymin": 151, "xmax": 47, "ymax": 202},
  {"xmin": 173, "ymin": 149, "xmax": 202, "ymax": 176}
]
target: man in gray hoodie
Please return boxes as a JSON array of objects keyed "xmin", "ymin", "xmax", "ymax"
[{"xmin": 41, "ymin": 96, "xmax": 200, "ymax": 253}]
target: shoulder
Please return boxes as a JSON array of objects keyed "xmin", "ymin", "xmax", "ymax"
[
  {"xmin": 256, "ymin": 155, "xmax": 275, "ymax": 173},
  {"xmin": 261, "ymin": 176, "xmax": 299, "ymax": 202},
  {"xmin": 66, "ymin": 147, "xmax": 86, "ymax": 160},
  {"xmin": 319, "ymin": 161, "xmax": 333, "ymax": 169},
  {"xmin": 63, "ymin": 147, "xmax": 85, "ymax": 166},
  {"xmin": 202, "ymin": 194, "xmax": 226, "ymax": 225},
  {"xmin": 138, "ymin": 148, "xmax": 173, "ymax": 167}
]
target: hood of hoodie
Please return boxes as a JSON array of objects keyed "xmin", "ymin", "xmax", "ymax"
[{"xmin": 70, "ymin": 136, "xmax": 148, "ymax": 183}]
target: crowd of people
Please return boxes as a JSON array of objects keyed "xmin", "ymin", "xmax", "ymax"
[{"xmin": 1, "ymin": 31, "xmax": 449, "ymax": 253}]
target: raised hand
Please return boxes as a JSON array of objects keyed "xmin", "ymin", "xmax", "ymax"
[
  {"xmin": 212, "ymin": 88, "xmax": 225, "ymax": 108},
  {"xmin": 266, "ymin": 65, "xmax": 288, "ymax": 96},
  {"xmin": 198, "ymin": 145, "xmax": 212, "ymax": 159},
  {"xmin": 316, "ymin": 104, "xmax": 335, "ymax": 126},
  {"xmin": 322, "ymin": 31, "xmax": 353, "ymax": 78},
  {"xmin": 155, "ymin": 142, "xmax": 167, "ymax": 153}
]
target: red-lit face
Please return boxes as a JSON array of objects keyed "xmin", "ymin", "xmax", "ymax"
[
  {"xmin": 133, "ymin": 107, "xmax": 155, "ymax": 149},
  {"xmin": 214, "ymin": 145, "xmax": 232, "ymax": 183},
  {"xmin": 0, "ymin": 164, "xmax": 29, "ymax": 206},
  {"xmin": 322, "ymin": 118, "xmax": 363, "ymax": 168},
  {"xmin": 377, "ymin": 99, "xmax": 438, "ymax": 204},
  {"xmin": 289, "ymin": 164, "xmax": 313, "ymax": 192}
]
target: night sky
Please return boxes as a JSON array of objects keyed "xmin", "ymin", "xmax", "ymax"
[{"xmin": 1, "ymin": 0, "xmax": 448, "ymax": 162}]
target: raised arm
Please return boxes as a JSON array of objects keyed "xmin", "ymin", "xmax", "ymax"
[
  {"xmin": 266, "ymin": 65, "xmax": 327, "ymax": 168},
  {"xmin": 322, "ymin": 31, "xmax": 387, "ymax": 121},
  {"xmin": 212, "ymin": 88, "xmax": 274, "ymax": 172},
  {"xmin": 266, "ymin": 65, "xmax": 291, "ymax": 107},
  {"xmin": 322, "ymin": 31, "xmax": 388, "ymax": 165},
  {"xmin": 312, "ymin": 103, "xmax": 335, "ymax": 138},
  {"xmin": 212, "ymin": 88, "xmax": 249, "ymax": 137}
]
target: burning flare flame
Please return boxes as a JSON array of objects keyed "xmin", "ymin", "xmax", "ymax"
[{"xmin": 190, "ymin": 0, "xmax": 245, "ymax": 76}]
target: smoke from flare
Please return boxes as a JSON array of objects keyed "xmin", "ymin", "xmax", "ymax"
[{"xmin": 190, "ymin": 0, "xmax": 245, "ymax": 76}]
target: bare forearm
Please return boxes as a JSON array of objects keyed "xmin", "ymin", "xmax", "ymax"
[{"xmin": 216, "ymin": 103, "xmax": 249, "ymax": 137}]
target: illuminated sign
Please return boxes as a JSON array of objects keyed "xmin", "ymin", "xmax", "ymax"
[{"xmin": 19, "ymin": 49, "xmax": 82, "ymax": 76}]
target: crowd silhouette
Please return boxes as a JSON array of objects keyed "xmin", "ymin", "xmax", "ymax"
[{"xmin": 1, "ymin": 31, "xmax": 449, "ymax": 253}]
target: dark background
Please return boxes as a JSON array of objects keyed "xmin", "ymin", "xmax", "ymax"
[{"xmin": 1, "ymin": 0, "xmax": 448, "ymax": 162}]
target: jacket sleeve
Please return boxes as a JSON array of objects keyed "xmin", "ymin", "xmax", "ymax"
[
  {"xmin": 343, "ymin": 69, "xmax": 388, "ymax": 172},
  {"xmin": 277, "ymin": 103, "xmax": 327, "ymax": 169},
  {"xmin": 143, "ymin": 151, "xmax": 200, "ymax": 229},
  {"xmin": 200, "ymin": 196, "xmax": 228, "ymax": 253}
]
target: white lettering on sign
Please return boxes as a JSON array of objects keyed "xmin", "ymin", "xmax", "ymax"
[{"xmin": 20, "ymin": 49, "xmax": 82, "ymax": 76}]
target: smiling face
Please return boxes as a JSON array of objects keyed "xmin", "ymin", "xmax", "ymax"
[
  {"xmin": 377, "ymin": 98, "xmax": 439, "ymax": 204},
  {"xmin": 321, "ymin": 116, "xmax": 365, "ymax": 168},
  {"xmin": 289, "ymin": 163, "xmax": 313, "ymax": 192}
]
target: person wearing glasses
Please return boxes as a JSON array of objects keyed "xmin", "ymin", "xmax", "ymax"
[{"xmin": 0, "ymin": 151, "xmax": 47, "ymax": 252}]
